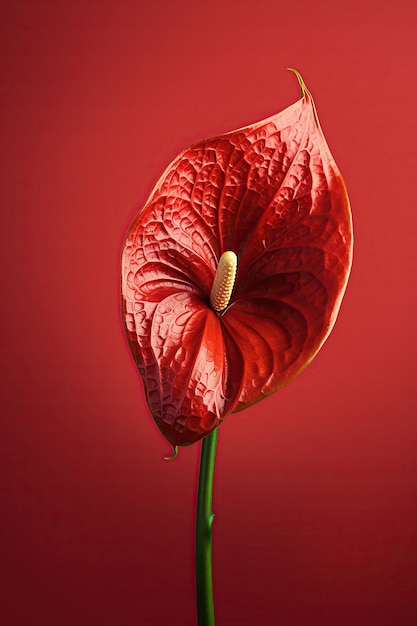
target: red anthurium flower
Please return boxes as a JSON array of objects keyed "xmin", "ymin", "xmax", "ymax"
[{"xmin": 121, "ymin": 71, "xmax": 353, "ymax": 448}]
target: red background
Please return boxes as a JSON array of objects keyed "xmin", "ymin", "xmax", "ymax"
[{"xmin": 1, "ymin": 1, "xmax": 416, "ymax": 624}]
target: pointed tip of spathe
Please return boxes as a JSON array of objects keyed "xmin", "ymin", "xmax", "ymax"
[
  {"xmin": 164, "ymin": 445, "xmax": 179, "ymax": 461},
  {"xmin": 287, "ymin": 68, "xmax": 306, "ymax": 97}
]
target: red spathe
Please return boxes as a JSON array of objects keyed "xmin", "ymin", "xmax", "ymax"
[{"xmin": 121, "ymin": 73, "xmax": 353, "ymax": 447}]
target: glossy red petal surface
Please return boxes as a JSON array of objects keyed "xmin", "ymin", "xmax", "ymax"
[
  {"xmin": 121, "ymin": 72, "xmax": 353, "ymax": 446},
  {"xmin": 123, "ymin": 291, "xmax": 243, "ymax": 446},
  {"xmin": 222, "ymin": 296, "xmax": 308, "ymax": 410}
]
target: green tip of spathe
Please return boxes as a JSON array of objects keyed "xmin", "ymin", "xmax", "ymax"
[
  {"xmin": 287, "ymin": 68, "xmax": 306, "ymax": 97},
  {"xmin": 164, "ymin": 445, "xmax": 179, "ymax": 461}
]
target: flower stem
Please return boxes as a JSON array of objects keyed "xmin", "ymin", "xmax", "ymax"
[{"xmin": 196, "ymin": 428, "xmax": 219, "ymax": 626}]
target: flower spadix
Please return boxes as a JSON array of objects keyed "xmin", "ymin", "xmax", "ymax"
[
  {"xmin": 122, "ymin": 71, "xmax": 353, "ymax": 448},
  {"xmin": 210, "ymin": 251, "xmax": 237, "ymax": 312}
]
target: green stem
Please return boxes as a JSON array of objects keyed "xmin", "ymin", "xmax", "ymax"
[{"xmin": 196, "ymin": 428, "xmax": 219, "ymax": 626}]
